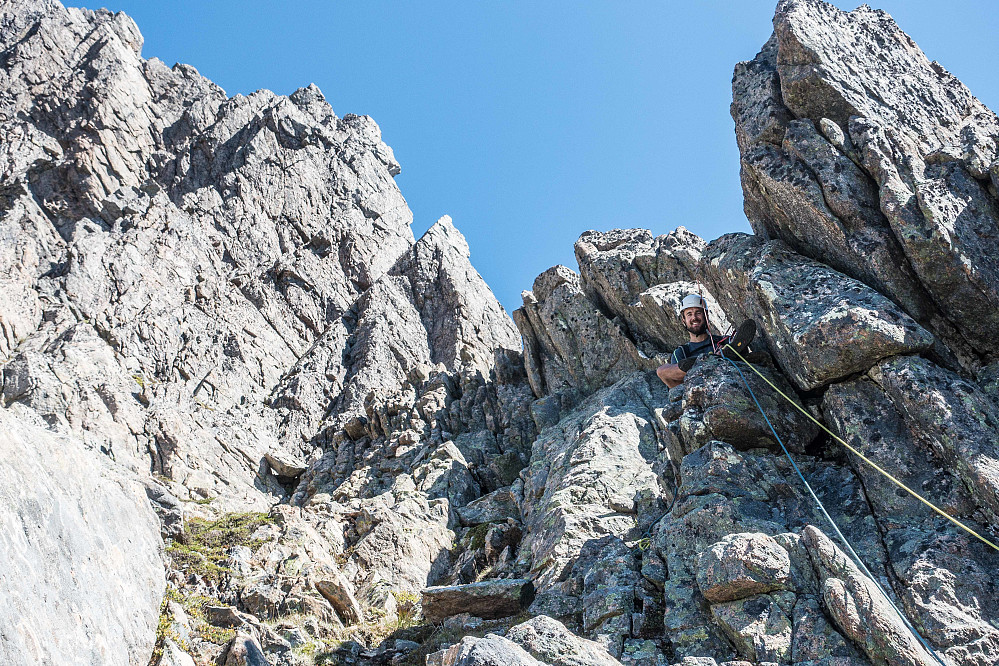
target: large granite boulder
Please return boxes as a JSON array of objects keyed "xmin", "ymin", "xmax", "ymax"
[
  {"xmin": 733, "ymin": 0, "xmax": 999, "ymax": 370},
  {"xmin": 699, "ymin": 233, "xmax": 933, "ymax": 390},
  {"xmin": 429, "ymin": 634, "xmax": 545, "ymax": 666},
  {"xmin": 422, "ymin": 579, "xmax": 535, "ymax": 621},
  {"xmin": 696, "ymin": 532, "xmax": 792, "ymax": 604},
  {"xmin": 506, "ymin": 615, "xmax": 623, "ymax": 666},
  {"xmin": 0, "ymin": 406, "xmax": 164, "ymax": 665}
]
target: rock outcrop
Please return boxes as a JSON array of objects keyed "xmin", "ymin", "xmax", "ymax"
[
  {"xmin": 0, "ymin": 405, "xmax": 163, "ymax": 665},
  {"xmin": 2, "ymin": 0, "xmax": 998, "ymax": 665},
  {"xmin": 732, "ymin": 0, "xmax": 999, "ymax": 373}
]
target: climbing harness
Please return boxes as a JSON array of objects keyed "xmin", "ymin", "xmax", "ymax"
[{"xmin": 722, "ymin": 348, "xmax": 999, "ymax": 666}]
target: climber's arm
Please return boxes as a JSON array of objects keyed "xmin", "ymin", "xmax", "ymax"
[{"xmin": 656, "ymin": 362, "xmax": 686, "ymax": 388}]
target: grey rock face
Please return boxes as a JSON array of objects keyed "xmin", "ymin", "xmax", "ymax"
[
  {"xmin": 5, "ymin": 1, "xmax": 999, "ymax": 665},
  {"xmin": 514, "ymin": 265, "xmax": 658, "ymax": 400},
  {"xmin": 573, "ymin": 228, "xmax": 724, "ymax": 354},
  {"xmin": 0, "ymin": 405, "xmax": 164, "ymax": 666},
  {"xmin": 700, "ymin": 233, "xmax": 933, "ymax": 390},
  {"xmin": 0, "ymin": 2, "xmax": 526, "ymax": 664},
  {"xmin": 733, "ymin": 0, "xmax": 999, "ymax": 371},
  {"xmin": 517, "ymin": 372, "xmax": 665, "ymax": 655},
  {"xmin": 653, "ymin": 439, "xmax": 880, "ymax": 662},
  {"xmin": 823, "ymin": 358, "xmax": 999, "ymax": 665},
  {"xmin": 869, "ymin": 356, "xmax": 999, "ymax": 524},
  {"xmin": 506, "ymin": 615, "xmax": 623, "ymax": 666},
  {"xmin": 0, "ymin": 0, "xmax": 422, "ymax": 507}
]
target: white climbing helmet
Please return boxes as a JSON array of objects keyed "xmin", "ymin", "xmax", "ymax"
[{"xmin": 679, "ymin": 293, "xmax": 707, "ymax": 317}]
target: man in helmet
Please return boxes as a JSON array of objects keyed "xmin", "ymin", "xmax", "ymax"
[{"xmin": 656, "ymin": 293, "xmax": 756, "ymax": 388}]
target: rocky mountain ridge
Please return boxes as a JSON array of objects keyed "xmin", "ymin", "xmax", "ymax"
[{"xmin": 1, "ymin": 1, "xmax": 998, "ymax": 665}]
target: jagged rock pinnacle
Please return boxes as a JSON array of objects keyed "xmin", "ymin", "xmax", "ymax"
[{"xmin": 1, "ymin": 1, "xmax": 998, "ymax": 665}]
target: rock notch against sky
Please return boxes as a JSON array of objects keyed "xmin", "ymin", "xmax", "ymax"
[{"xmin": 1, "ymin": 0, "xmax": 998, "ymax": 665}]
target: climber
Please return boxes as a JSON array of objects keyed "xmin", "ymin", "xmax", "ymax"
[{"xmin": 656, "ymin": 293, "xmax": 756, "ymax": 388}]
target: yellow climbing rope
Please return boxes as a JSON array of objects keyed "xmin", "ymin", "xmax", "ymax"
[{"xmin": 724, "ymin": 345, "xmax": 999, "ymax": 554}]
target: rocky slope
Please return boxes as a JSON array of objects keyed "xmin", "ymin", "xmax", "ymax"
[{"xmin": 1, "ymin": 0, "xmax": 998, "ymax": 665}]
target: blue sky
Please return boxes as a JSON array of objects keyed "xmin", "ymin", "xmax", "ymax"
[{"xmin": 94, "ymin": 1, "xmax": 999, "ymax": 315}]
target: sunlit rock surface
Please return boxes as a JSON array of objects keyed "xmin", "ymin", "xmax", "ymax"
[{"xmin": 1, "ymin": 0, "xmax": 998, "ymax": 665}]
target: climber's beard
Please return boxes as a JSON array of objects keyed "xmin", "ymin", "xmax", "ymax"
[{"xmin": 685, "ymin": 321, "xmax": 707, "ymax": 336}]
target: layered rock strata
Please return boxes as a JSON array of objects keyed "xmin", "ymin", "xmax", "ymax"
[{"xmin": 2, "ymin": 1, "xmax": 998, "ymax": 666}]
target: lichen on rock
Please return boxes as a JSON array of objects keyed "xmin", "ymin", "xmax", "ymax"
[{"xmin": 3, "ymin": 0, "xmax": 999, "ymax": 665}]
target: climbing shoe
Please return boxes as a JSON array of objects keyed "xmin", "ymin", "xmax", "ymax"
[
  {"xmin": 723, "ymin": 319, "xmax": 757, "ymax": 357},
  {"xmin": 678, "ymin": 356, "xmax": 697, "ymax": 372}
]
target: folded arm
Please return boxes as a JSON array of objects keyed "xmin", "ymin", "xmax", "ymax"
[{"xmin": 656, "ymin": 362, "xmax": 686, "ymax": 388}]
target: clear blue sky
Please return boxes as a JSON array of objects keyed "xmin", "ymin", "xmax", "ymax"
[{"xmin": 92, "ymin": 1, "xmax": 999, "ymax": 315}]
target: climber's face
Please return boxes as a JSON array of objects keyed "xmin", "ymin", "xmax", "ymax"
[{"xmin": 682, "ymin": 307, "xmax": 707, "ymax": 335}]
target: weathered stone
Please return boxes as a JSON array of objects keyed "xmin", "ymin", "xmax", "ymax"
[
  {"xmin": 450, "ymin": 519, "xmax": 523, "ymax": 585},
  {"xmin": 696, "ymin": 533, "xmax": 791, "ymax": 603},
  {"xmin": 979, "ymin": 362, "xmax": 999, "ymax": 408},
  {"xmin": 434, "ymin": 634, "xmax": 546, "ymax": 666},
  {"xmin": 347, "ymin": 488, "xmax": 455, "ymax": 594},
  {"xmin": 219, "ymin": 634, "xmax": 270, "ymax": 666},
  {"xmin": 264, "ymin": 451, "xmax": 308, "ymax": 480},
  {"xmin": 513, "ymin": 265, "xmax": 658, "ymax": 399},
  {"xmin": 314, "ymin": 570, "xmax": 364, "ymax": 624},
  {"xmin": 0, "ymin": 405, "xmax": 163, "ymax": 666},
  {"xmin": 518, "ymin": 372, "xmax": 664, "ymax": 652},
  {"xmin": 573, "ymin": 228, "xmax": 724, "ymax": 354},
  {"xmin": 204, "ymin": 606, "xmax": 243, "ymax": 628},
  {"xmin": 801, "ymin": 526, "xmax": 939, "ymax": 666},
  {"xmin": 823, "ymin": 359, "xmax": 999, "ymax": 664},
  {"xmin": 734, "ymin": 0, "xmax": 999, "ymax": 368},
  {"xmin": 457, "ymin": 486, "xmax": 521, "ymax": 526},
  {"xmin": 700, "ymin": 233, "xmax": 934, "ymax": 389},
  {"xmin": 421, "ymin": 579, "xmax": 535, "ymax": 621},
  {"xmin": 709, "ymin": 594, "xmax": 792, "ymax": 664},
  {"xmin": 791, "ymin": 595, "xmax": 867, "ymax": 665},
  {"xmin": 678, "ymin": 354, "xmax": 818, "ymax": 454},
  {"xmin": 870, "ymin": 356, "xmax": 999, "ymax": 523},
  {"xmin": 654, "ymin": 440, "xmax": 880, "ymax": 662},
  {"xmin": 506, "ymin": 615, "xmax": 622, "ymax": 666},
  {"xmin": 619, "ymin": 639, "xmax": 665, "ymax": 666},
  {"xmin": 160, "ymin": 639, "xmax": 197, "ymax": 666}
]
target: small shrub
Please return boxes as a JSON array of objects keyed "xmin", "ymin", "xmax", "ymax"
[
  {"xmin": 165, "ymin": 512, "xmax": 273, "ymax": 586},
  {"xmin": 196, "ymin": 624, "xmax": 236, "ymax": 645},
  {"xmin": 146, "ymin": 597, "xmax": 177, "ymax": 666}
]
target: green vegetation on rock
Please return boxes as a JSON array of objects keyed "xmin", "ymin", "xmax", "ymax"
[{"xmin": 166, "ymin": 512, "xmax": 273, "ymax": 586}]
